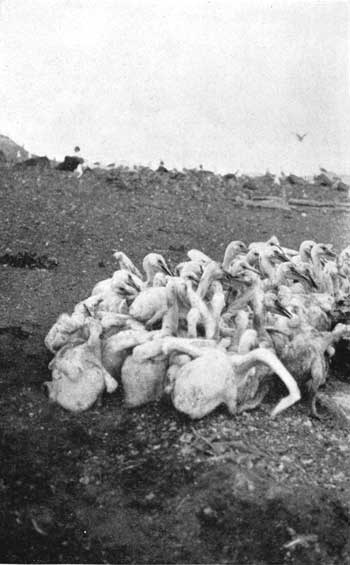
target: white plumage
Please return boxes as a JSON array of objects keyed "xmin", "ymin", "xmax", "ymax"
[{"xmin": 44, "ymin": 237, "xmax": 350, "ymax": 419}]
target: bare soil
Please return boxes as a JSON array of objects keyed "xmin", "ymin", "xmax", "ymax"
[{"xmin": 1, "ymin": 165, "xmax": 350, "ymax": 564}]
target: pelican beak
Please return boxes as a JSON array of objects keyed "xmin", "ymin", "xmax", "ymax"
[
  {"xmin": 289, "ymin": 265, "xmax": 317, "ymax": 288},
  {"xmin": 159, "ymin": 262, "xmax": 174, "ymax": 276},
  {"xmin": 83, "ymin": 304, "xmax": 93, "ymax": 317},
  {"xmin": 273, "ymin": 299, "xmax": 293, "ymax": 318},
  {"xmin": 224, "ymin": 271, "xmax": 250, "ymax": 285},
  {"xmin": 245, "ymin": 264, "xmax": 261, "ymax": 276},
  {"xmin": 187, "ymin": 273, "xmax": 200, "ymax": 284},
  {"xmin": 221, "ymin": 269, "xmax": 238, "ymax": 283},
  {"xmin": 274, "ymin": 249, "xmax": 289, "ymax": 263},
  {"xmin": 127, "ymin": 274, "xmax": 142, "ymax": 292},
  {"xmin": 305, "ymin": 273, "xmax": 318, "ymax": 289},
  {"xmin": 325, "ymin": 248, "xmax": 336, "ymax": 259}
]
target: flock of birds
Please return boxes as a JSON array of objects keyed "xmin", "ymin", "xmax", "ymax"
[{"xmin": 44, "ymin": 235, "xmax": 350, "ymax": 420}]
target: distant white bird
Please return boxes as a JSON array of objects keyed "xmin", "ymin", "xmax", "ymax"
[{"xmin": 293, "ymin": 132, "xmax": 308, "ymax": 142}]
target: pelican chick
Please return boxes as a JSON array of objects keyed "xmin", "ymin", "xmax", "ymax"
[
  {"xmin": 310, "ymin": 243, "xmax": 336, "ymax": 289},
  {"xmin": 271, "ymin": 320, "xmax": 350, "ymax": 417},
  {"xmin": 222, "ymin": 241, "xmax": 247, "ymax": 270},
  {"xmin": 292, "ymin": 240, "xmax": 316, "ymax": 266},
  {"xmin": 118, "ymin": 282, "xmax": 189, "ymax": 407},
  {"xmin": 102, "ymin": 326, "xmax": 154, "ymax": 379},
  {"xmin": 161, "ymin": 338, "xmax": 300, "ymax": 419},
  {"xmin": 141, "ymin": 253, "xmax": 174, "ymax": 287},
  {"xmin": 44, "ymin": 311, "xmax": 87, "ymax": 353},
  {"xmin": 45, "ymin": 319, "xmax": 118, "ymax": 412},
  {"xmin": 113, "ymin": 250, "xmax": 143, "ymax": 279},
  {"xmin": 128, "ymin": 276, "xmax": 185, "ymax": 329},
  {"xmin": 91, "ymin": 268, "xmax": 142, "ymax": 298},
  {"xmin": 121, "ymin": 338, "xmax": 169, "ymax": 407}
]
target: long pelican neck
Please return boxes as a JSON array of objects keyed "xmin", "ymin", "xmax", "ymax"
[
  {"xmin": 186, "ymin": 281, "xmax": 207, "ymax": 314},
  {"xmin": 123, "ymin": 254, "xmax": 142, "ymax": 278},
  {"xmin": 274, "ymin": 264, "xmax": 286, "ymax": 286},
  {"xmin": 311, "ymin": 251, "xmax": 324, "ymax": 281},
  {"xmin": 222, "ymin": 250, "xmax": 233, "ymax": 270},
  {"xmin": 164, "ymin": 338, "xmax": 204, "ymax": 359},
  {"xmin": 249, "ymin": 284, "xmax": 265, "ymax": 332},
  {"xmin": 333, "ymin": 273, "xmax": 342, "ymax": 298},
  {"xmin": 208, "ymin": 282, "xmax": 225, "ymax": 339},
  {"xmin": 210, "ymin": 282, "xmax": 225, "ymax": 318},
  {"xmin": 161, "ymin": 292, "xmax": 180, "ymax": 336},
  {"xmin": 260, "ymin": 255, "xmax": 277, "ymax": 282},
  {"xmin": 197, "ymin": 272, "xmax": 213, "ymax": 299},
  {"xmin": 300, "ymin": 248, "xmax": 311, "ymax": 263},
  {"xmin": 87, "ymin": 322, "xmax": 102, "ymax": 358},
  {"xmin": 229, "ymin": 282, "xmax": 256, "ymax": 312},
  {"xmin": 222, "ymin": 246, "xmax": 239, "ymax": 270},
  {"xmin": 143, "ymin": 264, "xmax": 155, "ymax": 286},
  {"xmin": 231, "ymin": 348, "xmax": 300, "ymax": 416},
  {"xmin": 322, "ymin": 270, "xmax": 335, "ymax": 296}
]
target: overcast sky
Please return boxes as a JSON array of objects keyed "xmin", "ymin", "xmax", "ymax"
[{"xmin": 0, "ymin": 0, "xmax": 349, "ymax": 174}]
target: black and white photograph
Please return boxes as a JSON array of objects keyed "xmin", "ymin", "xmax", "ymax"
[{"xmin": 1, "ymin": 0, "xmax": 350, "ymax": 563}]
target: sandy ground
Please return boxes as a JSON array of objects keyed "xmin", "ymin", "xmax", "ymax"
[{"xmin": 1, "ymin": 164, "xmax": 350, "ymax": 564}]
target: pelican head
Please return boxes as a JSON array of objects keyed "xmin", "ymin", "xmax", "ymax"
[
  {"xmin": 111, "ymin": 270, "xmax": 140, "ymax": 296},
  {"xmin": 143, "ymin": 253, "xmax": 174, "ymax": 277},
  {"xmin": 262, "ymin": 245, "xmax": 289, "ymax": 265},
  {"xmin": 227, "ymin": 261, "xmax": 260, "ymax": 286},
  {"xmin": 223, "ymin": 240, "xmax": 247, "ymax": 268},
  {"xmin": 312, "ymin": 243, "xmax": 336, "ymax": 262},
  {"xmin": 299, "ymin": 240, "xmax": 316, "ymax": 260}
]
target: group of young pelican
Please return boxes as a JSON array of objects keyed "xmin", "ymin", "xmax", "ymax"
[{"xmin": 44, "ymin": 235, "xmax": 350, "ymax": 419}]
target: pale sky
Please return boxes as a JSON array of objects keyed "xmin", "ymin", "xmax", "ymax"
[{"xmin": 0, "ymin": 0, "xmax": 349, "ymax": 174}]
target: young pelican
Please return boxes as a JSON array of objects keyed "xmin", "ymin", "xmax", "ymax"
[
  {"xmin": 222, "ymin": 241, "xmax": 247, "ymax": 270},
  {"xmin": 292, "ymin": 240, "xmax": 316, "ymax": 266},
  {"xmin": 310, "ymin": 243, "xmax": 336, "ymax": 289},
  {"xmin": 45, "ymin": 319, "xmax": 118, "ymax": 412},
  {"xmin": 249, "ymin": 236, "xmax": 297, "ymax": 259},
  {"xmin": 121, "ymin": 338, "xmax": 169, "ymax": 407},
  {"xmin": 161, "ymin": 338, "xmax": 300, "ymax": 419},
  {"xmin": 102, "ymin": 327, "xmax": 153, "ymax": 379},
  {"xmin": 187, "ymin": 240, "xmax": 247, "ymax": 272},
  {"xmin": 91, "ymin": 269, "xmax": 142, "ymax": 298},
  {"xmin": 113, "ymin": 251, "xmax": 143, "ymax": 279},
  {"xmin": 44, "ymin": 312, "xmax": 87, "ymax": 353},
  {"xmin": 270, "ymin": 319, "xmax": 350, "ymax": 417},
  {"xmin": 118, "ymin": 284, "xmax": 189, "ymax": 407}
]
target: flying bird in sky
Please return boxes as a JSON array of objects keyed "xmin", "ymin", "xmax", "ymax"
[{"xmin": 293, "ymin": 132, "xmax": 308, "ymax": 142}]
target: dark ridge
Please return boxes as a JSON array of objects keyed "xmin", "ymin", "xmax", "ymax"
[
  {"xmin": 0, "ymin": 326, "xmax": 30, "ymax": 339},
  {"xmin": 0, "ymin": 251, "xmax": 58, "ymax": 270},
  {"xmin": 15, "ymin": 156, "xmax": 51, "ymax": 169}
]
